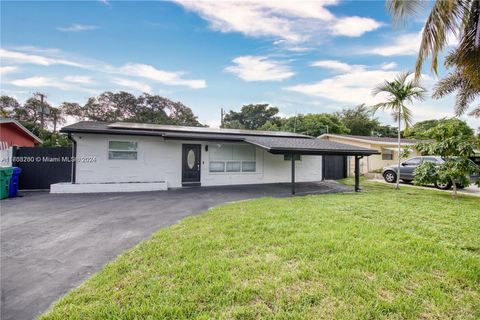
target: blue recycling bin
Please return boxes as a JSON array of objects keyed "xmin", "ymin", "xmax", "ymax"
[{"xmin": 8, "ymin": 167, "xmax": 22, "ymax": 198}]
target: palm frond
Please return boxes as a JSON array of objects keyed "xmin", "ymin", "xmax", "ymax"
[
  {"xmin": 468, "ymin": 105, "xmax": 480, "ymax": 117},
  {"xmin": 433, "ymin": 66, "xmax": 479, "ymax": 117},
  {"xmin": 372, "ymin": 81, "xmax": 395, "ymax": 97},
  {"xmin": 415, "ymin": 0, "xmax": 465, "ymax": 77},
  {"xmin": 432, "ymin": 70, "xmax": 463, "ymax": 98},
  {"xmin": 372, "ymin": 102, "xmax": 397, "ymax": 113},
  {"xmin": 386, "ymin": 0, "xmax": 424, "ymax": 26}
]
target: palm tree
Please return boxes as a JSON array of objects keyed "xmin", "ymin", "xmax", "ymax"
[
  {"xmin": 372, "ymin": 72, "xmax": 427, "ymax": 189},
  {"xmin": 386, "ymin": 0, "xmax": 480, "ymax": 117},
  {"xmin": 432, "ymin": 51, "xmax": 480, "ymax": 117}
]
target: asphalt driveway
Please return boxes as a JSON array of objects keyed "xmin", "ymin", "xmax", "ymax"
[{"xmin": 1, "ymin": 181, "xmax": 349, "ymax": 320}]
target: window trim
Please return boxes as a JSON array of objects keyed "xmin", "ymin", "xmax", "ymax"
[
  {"xmin": 381, "ymin": 149, "xmax": 394, "ymax": 161},
  {"xmin": 108, "ymin": 140, "xmax": 138, "ymax": 160},
  {"xmin": 208, "ymin": 143, "xmax": 257, "ymax": 174}
]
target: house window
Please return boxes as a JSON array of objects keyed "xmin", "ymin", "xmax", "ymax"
[
  {"xmin": 209, "ymin": 144, "xmax": 256, "ymax": 172},
  {"xmin": 108, "ymin": 141, "xmax": 138, "ymax": 160},
  {"xmin": 209, "ymin": 161, "xmax": 225, "ymax": 172},
  {"xmin": 226, "ymin": 161, "xmax": 241, "ymax": 172},
  {"xmin": 284, "ymin": 154, "xmax": 301, "ymax": 161},
  {"xmin": 242, "ymin": 161, "xmax": 256, "ymax": 172},
  {"xmin": 382, "ymin": 149, "xmax": 393, "ymax": 160}
]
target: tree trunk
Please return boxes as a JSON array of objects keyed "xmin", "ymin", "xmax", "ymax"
[
  {"xmin": 396, "ymin": 109, "xmax": 401, "ymax": 190},
  {"xmin": 452, "ymin": 178, "xmax": 457, "ymax": 198}
]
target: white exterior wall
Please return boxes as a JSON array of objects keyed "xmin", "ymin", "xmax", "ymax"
[{"xmin": 73, "ymin": 133, "xmax": 323, "ymax": 188}]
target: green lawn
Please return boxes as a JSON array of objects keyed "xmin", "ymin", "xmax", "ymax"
[{"xmin": 41, "ymin": 181, "xmax": 479, "ymax": 319}]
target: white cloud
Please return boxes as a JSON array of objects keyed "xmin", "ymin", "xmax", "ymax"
[
  {"xmin": 57, "ymin": 24, "xmax": 98, "ymax": 32},
  {"xmin": 120, "ymin": 63, "xmax": 206, "ymax": 89},
  {"xmin": 64, "ymin": 75, "xmax": 94, "ymax": 84},
  {"xmin": 0, "ymin": 48, "xmax": 87, "ymax": 68},
  {"xmin": 0, "ymin": 66, "xmax": 18, "ymax": 74},
  {"xmin": 381, "ymin": 62, "xmax": 397, "ymax": 70},
  {"xmin": 364, "ymin": 32, "xmax": 420, "ymax": 56},
  {"xmin": 1, "ymin": 47, "xmax": 207, "ymax": 90},
  {"xmin": 284, "ymin": 61, "xmax": 401, "ymax": 105},
  {"xmin": 362, "ymin": 29, "xmax": 459, "ymax": 57},
  {"xmin": 111, "ymin": 78, "xmax": 152, "ymax": 93},
  {"xmin": 173, "ymin": 0, "xmax": 381, "ymax": 43},
  {"xmin": 8, "ymin": 76, "xmax": 99, "ymax": 94},
  {"xmin": 225, "ymin": 55, "xmax": 294, "ymax": 82},
  {"xmin": 330, "ymin": 16, "xmax": 382, "ymax": 37},
  {"xmin": 10, "ymin": 76, "xmax": 73, "ymax": 90},
  {"xmin": 311, "ymin": 60, "xmax": 364, "ymax": 72}
]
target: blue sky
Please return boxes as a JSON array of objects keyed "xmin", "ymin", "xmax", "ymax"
[{"xmin": 1, "ymin": 0, "xmax": 478, "ymax": 129}]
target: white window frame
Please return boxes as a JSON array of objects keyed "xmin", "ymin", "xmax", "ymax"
[
  {"xmin": 382, "ymin": 149, "xmax": 394, "ymax": 160},
  {"xmin": 108, "ymin": 141, "xmax": 138, "ymax": 160},
  {"xmin": 208, "ymin": 144, "xmax": 257, "ymax": 173}
]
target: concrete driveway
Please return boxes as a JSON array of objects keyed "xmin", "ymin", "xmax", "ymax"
[{"xmin": 1, "ymin": 181, "xmax": 349, "ymax": 320}]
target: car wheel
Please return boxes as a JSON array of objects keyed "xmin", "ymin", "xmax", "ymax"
[
  {"xmin": 435, "ymin": 181, "xmax": 452, "ymax": 190},
  {"xmin": 383, "ymin": 171, "xmax": 397, "ymax": 183}
]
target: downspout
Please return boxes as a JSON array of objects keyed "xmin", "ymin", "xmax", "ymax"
[{"xmin": 68, "ymin": 133, "xmax": 77, "ymax": 184}]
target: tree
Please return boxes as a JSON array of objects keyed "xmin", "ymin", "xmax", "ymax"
[
  {"xmin": 0, "ymin": 96, "xmax": 21, "ymax": 118},
  {"xmin": 48, "ymin": 107, "xmax": 66, "ymax": 133},
  {"xmin": 406, "ymin": 118, "xmax": 473, "ymax": 139},
  {"xmin": 386, "ymin": 0, "xmax": 480, "ymax": 117},
  {"xmin": 284, "ymin": 113, "xmax": 349, "ymax": 137},
  {"xmin": 336, "ymin": 104, "xmax": 380, "ymax": 136},
  {"xmin": 222, "ymin": 104, "xmax": 280, "ymax": 130},
  {"xmin": 404, "ymin": 119, "xmax": 439, "ymax": 138},
  {"xmin": 372, "ymin": 124, "xmax": 399, "ymax": 138},
  {"xmin": 372, "ymin": 72, "xmax": 427, "ymax": 189},
  {"xmin": 414, "ymin": 120, "xmax": 479, "ymax": 198},
  {"xmin": 63, "ymin": 92, "xmax": 205, "ymax": 127},
  {"xmin": 260, "ymin": 113, "xmax": 349, "ymax": 137}
]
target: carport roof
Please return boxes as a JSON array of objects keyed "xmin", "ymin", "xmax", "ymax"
[
  {"xmin": 61, "ymin": 121, "xmax": 379, "ymax": 156},
  {"xmin": 245, "ymin": 136, "xmax": 379, "ymax": 156}
]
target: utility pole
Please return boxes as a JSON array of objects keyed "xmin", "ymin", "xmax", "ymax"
[
  {"xmin": 220, "ymin": 108, "xmax": 224, "ymax": 127},
  {"xmin": 293, "ymin": 111, "xmax": 297, "ymax": 133},
  {"xmin": 35, "ymin": 92, "xmax": 47, "ymax": 130}
]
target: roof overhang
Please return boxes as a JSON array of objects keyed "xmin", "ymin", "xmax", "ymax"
[
  {"xmin": 63, "ymin": 121, "xmax": 379, "ymax": 157},
  {"xmin": 319, "ymin": 133, "xmax": 418, "ymax": 146},
  {"xmin": 0, "ymin": 119, "xmax": 43, "ymax": 144},
  {"xmin": 244, "ymin": 137, "xmax": 379, "ymax": 156},
  {"xmin": 265, "ymin": 148, "xmax": 379, "ymax": 156}
]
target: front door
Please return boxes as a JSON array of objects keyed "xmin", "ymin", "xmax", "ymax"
[{"xmin": 182, "ymin": 144, "xmax": 201, "ymax": 186}]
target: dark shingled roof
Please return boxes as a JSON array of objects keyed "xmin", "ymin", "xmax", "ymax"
[
  {"xmin": 245, "ymin": 136, "xmax": 379, "ymax": 155},
  {"xmin": 109, "ymin": 122, "xmax": 310, "ymax": 138},
  {"xmin": 61, "ymin": 121, "xmax": 309, "ymax": 139},
  {"xmin": 320, "ymin": 134, "xmax": 420, "ymax": 144},
  {"xmin": 61, "ymin": 121, "xmax": 379, "ymax": 156}
]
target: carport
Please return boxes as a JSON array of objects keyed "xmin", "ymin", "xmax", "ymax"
[{"xmin": 244, "ymin": 136, "xmax": 379, "ymax": 194}]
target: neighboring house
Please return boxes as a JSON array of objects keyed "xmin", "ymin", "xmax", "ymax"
[
  {"xmin": 54, "ymin": 121, "xmax": 378, "ymax": 193},
  {"xmin": 1, "ymin": 118, "xmax": 42, "ymax": 167},
  {"xmin": 319, "ymin": 134, "xmax": 420, "ymax": 175},
  {"xmin": 0, "ymin": 118, "xmax": 42, "ymax": 147}
]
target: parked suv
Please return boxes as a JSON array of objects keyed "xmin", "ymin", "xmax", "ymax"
[{"xmin": 382, "ymin": 156, "xmax": 478, "ymax": 189}]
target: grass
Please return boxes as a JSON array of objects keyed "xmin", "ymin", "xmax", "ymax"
[{"xmin": 40, "ymin": 180, "xmax": 480, "ymax": 319}]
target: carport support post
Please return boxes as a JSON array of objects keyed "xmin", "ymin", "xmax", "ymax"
[
  {"xmin": 291, "ymin": 154, "xmax": 296, "ymax": 195},
  {"xmin": 354, "ymin": 156, "xmax": 363, "ymax": 192}
]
